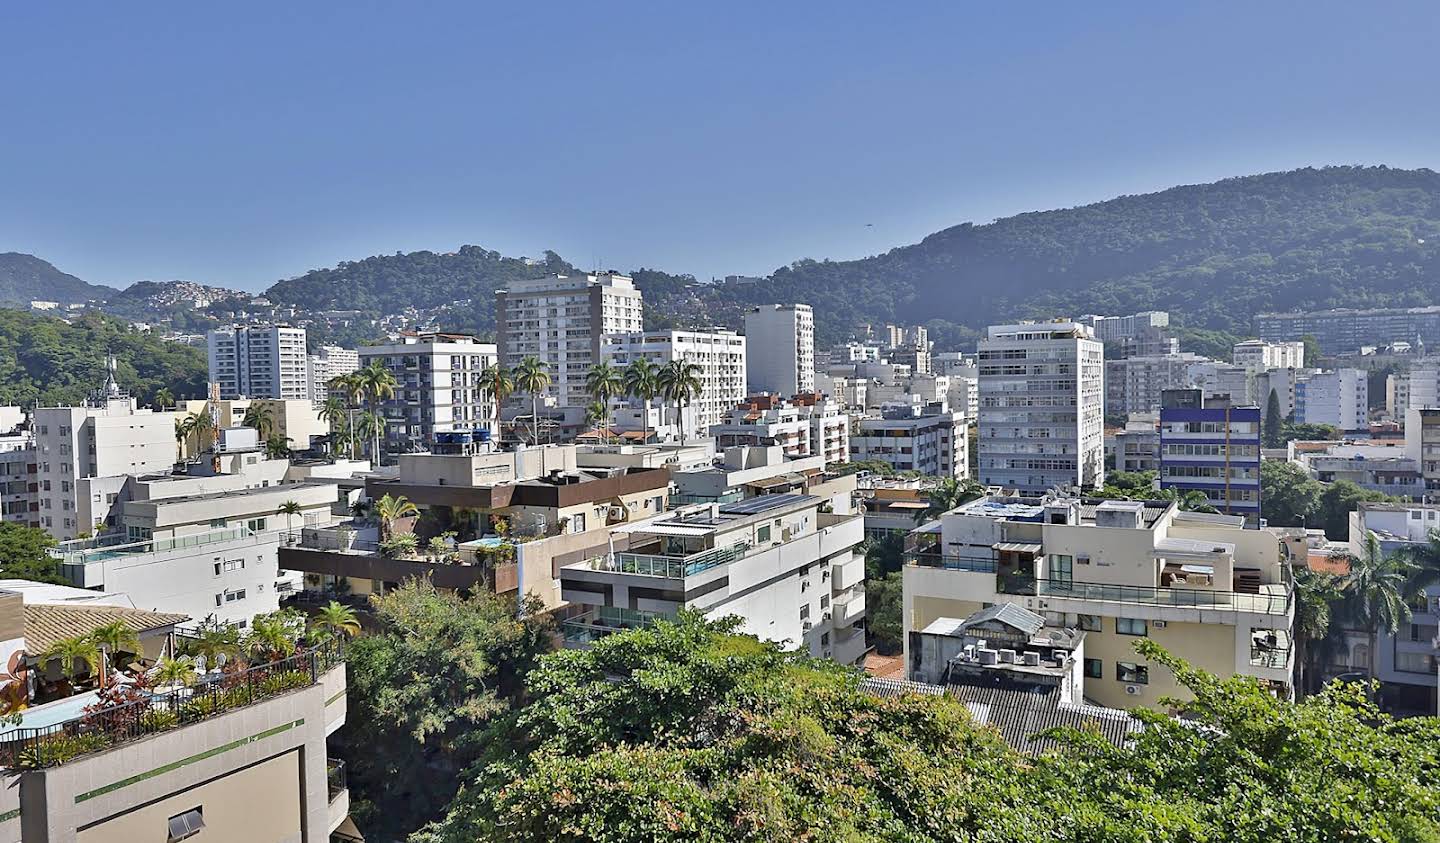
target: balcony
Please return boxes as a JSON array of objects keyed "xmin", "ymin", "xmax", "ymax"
[
  {"xmin": 832, "ymin": 587, "xmax": 866, "ymax": 626},
  {"xmin": 0, "ymin": 644, "xmax": 344, "ymax": 769},
  {"xmin": 583, "ymin": 541, "xmax": 752, "ymax": 580},
  {"xmin": 904, "ymin": 552, "xmax": 999, "ymax": 573},
  {"xmin": 999, "ymin": 577, "xmax": 1291, "ymax": 616},
  {"xmin": 560, "ymin": 606, "xmax": 674, "ymax": 647},
  {"xmin": 327, "ymin": 757, "xmax": 350, "ymax": 834}
]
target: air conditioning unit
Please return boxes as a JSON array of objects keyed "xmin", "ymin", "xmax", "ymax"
[
  {"xmin": 607, "ymin": 506, "xmax": 628, "ymax": 521},
  {"xmin": 1124, "ymin": 685, "xmax": 1143, "ymax": 696},
  {"xmin": 802, "ymin": 621, "xmax": 813, "ymax": 632},
  {"xmin": 800, "ymin": 581, "xmax": 809, "ymax": 592},
  {"xmin": 823, "ymin": 612, "xmax": 833, "ymax": 622},
  {"xmin": 1152, "ymin": 620, "xmax": 1167, "ymax": 629}
]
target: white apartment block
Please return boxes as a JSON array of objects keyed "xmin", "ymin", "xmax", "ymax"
[
  {"xmin": 851, "ymin": 404, "xmax": 968, "ymax": 479},
  {"xmin": 977, "ymin": 322, "xmax": 1105, "ymax": 493},
  {"xmin": 308, "ymin": 345, "xmax": 361, "ymax": 399},
  {"xmin": 903, "ymin": 495, "xmax": 1294, "ymax": 710},
  {"xmin": 496, "ymin": 272, "xmax": 644, "ymax": 408},
  {"xmin": 1294, "ymin": 368, "xmax": 1369, "ymax": 431},
  {"xmin": 0, "ymin": 439, "xmax": 35, "ymax": 528},
  {"xmin": 1389, "ymin": 358, "xmax": 1440, "ymax": 421},
  {"xmin": 207, "ymin": 325, "xmax": 311, "ymax": 400},
  {"xmin": 1104, "ymin": 353, "xmax": 1207, "ymax": 418},
  {"xmin": 744, "ymin": 304, "xmax": 815, "ymax": 396},
  {"xmin": 559, "ymin": 493, "xmax": 868, "ymax": 665},
  {"xmin": 602, "ymin": 329, "xmax": 747, "ymax": 439},
  {"xmin": 1233, "ymin": 339, "xmax": 1306, "ymax": 373},
  {"xmin": 33, "ymin": 398, "xmax": 179, "ymax": 541},
  {"xmin": 711, "ymin": 394, "xmax": 850, "ymax": 465},
  {"xmin": 358, "ymin": 333, "xmax": 498, "ymax": 450}
]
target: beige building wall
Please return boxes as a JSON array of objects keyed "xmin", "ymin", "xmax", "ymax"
[
  {"xmin": 1079, "ymin": 619, "xmax": 1237, "ymax": 709},
  {"xmin": 76, "ymin": 751, "xmax": 302, "ymax": 843}
]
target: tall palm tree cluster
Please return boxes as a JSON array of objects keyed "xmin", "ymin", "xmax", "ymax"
[
  {"xmin": 325, "ymin": 362, "xmax": 397, "ymax": 462},
  {"xmin": 175, "ymin": 405, "xmax": 216, "ymax": 460},
  {"xmin": 1294, "ymin": 530, "xmax": 1440, "ymax": 698},
  {"xmin": 581, "ymin": 357, "xmax": 704, "ymax": 444}
]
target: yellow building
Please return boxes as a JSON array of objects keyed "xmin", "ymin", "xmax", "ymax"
[{"xmin": 903, "ymin": 495, "xmax": 1293, "ymax": 710}]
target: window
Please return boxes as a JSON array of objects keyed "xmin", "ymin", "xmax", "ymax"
[
  {"xmin": 1084, "ymin": 658, "xmax": 1103, "ymax": 679},
  {"xmin": 223, "ymin": 589, "xmax": 247, "ymax": 603},
  {"xmin": 1116, "ymin": 617, "xmax": 1148, "ymax": 636},
  {"xmin": 210, "ymin": 518, "xmax": 228, "ymax": 529},
  {"xmin": 1117, "ymin": 662, "xmax": 1149, "ymax": 684},
  {"xmin": 799, "ymin": 604, "xmax": 810, "ymax": 621},
  {"xmin": 168, "ymin": 807, "xmax": 205, "ymax": 841},
  {"xmin": 1077, "ymin": 614, "xmax": 1102, "ymax": 632},
  {"xmin": 757, "ymin": 525, "xmax": 771, "ymax": 543},
  {"xmin": 1047, "ymin": 554, "xmax": 1073, "ymax": 584},
  {"xmin": 246, "ymin": 518, "xmax": 267, "ymax": 533},
  {"xmin": 571, "ymin": 513, "xmax": 585, "ymax": 533}
]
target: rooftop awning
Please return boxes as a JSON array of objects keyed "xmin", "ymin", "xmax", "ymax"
[
  {"xmin": 994, "ymin": 542, "xmax": 1042, "ymax": 554},
  {"xmin": 887, "ymin": 500, "xmax": 930, "ymax": 510},
  {"xmin": 1178, "ymin": 564, "xmax": 1215, "ymax": 575},
  {"xmin": 610, "ymin": 520, "xmax": 716, "ymax": 537}
]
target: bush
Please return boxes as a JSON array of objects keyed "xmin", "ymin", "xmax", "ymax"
[{"xmin": 18, "ymin": 730, "xmax": 110, "ymax": 768}]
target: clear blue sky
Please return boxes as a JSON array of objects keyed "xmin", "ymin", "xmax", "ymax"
[{"xmin": 2, "ymin": 2, "xmax": 1438, "ymax": 291}]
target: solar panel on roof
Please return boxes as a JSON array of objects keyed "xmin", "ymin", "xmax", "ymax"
[{"xmin": 718, "ymin": 493, "xmax": 814, "ymax": 516}]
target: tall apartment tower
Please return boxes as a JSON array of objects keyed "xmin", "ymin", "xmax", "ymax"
[
  {"xmin": 308, "ymin": 345, "xmax": 360, "ymax": 399},
  {"xmin": 1159, "ymin": 389, "xmax": 1262, "ymax": 527},
  {"xmin": 207, "ymin": 325, "xmax": 310, "ymax": 400},
  {"xmin": 602, "ymin": 329, "xmax": 747, "ymax": 438},
  {"xmin": 977, "ymin": 321, "xmax": 1105, "ymax": 493},
  {"xmin": 357, "ymin": 332, "xmax": 498, "ymax": 450},
  {"xmin": 496, "ymin": 273, "xmax": 644, "ymax": 408},
  {"xmin": 744, "ymin": 304, "xmax": 815, "ymax": 396}
]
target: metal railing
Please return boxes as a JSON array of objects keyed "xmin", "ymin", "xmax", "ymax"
[
  {"xmin": 1248, "ymin": 643, "xmax": 1291, "ymax": 669},
  {"xmin": 0, "ymin": 643, "xmax": 344, "ymax": 769},
  {"xmin": 53, "ymin": 526, "xmax": 262, "ymax": 566},
  {"xmin": 903, "ymin": 552, "xmax": 999, "ymax": 573},
  {"xmin": 560, "ymin": 606, "xmax": 673, "ymax": 645},
  {"xmin": 327, "ymin": 757, "xmax": 348, "ymax": 800},
  {"xmin": 587, "ymin": 541, "xmax": 752, "ymax": 579},
  {"xmin": 999, "ymin": 577, "xmax": 1291, "ymax": 615}
]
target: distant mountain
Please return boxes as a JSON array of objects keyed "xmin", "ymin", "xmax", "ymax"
[
  {"xmin": 255, "ymin": 166, "xmax": 1440, "ymax": 348},
  {"xmin": 0, "ymin": 253, "xmax": 114, "ymax": 307}
]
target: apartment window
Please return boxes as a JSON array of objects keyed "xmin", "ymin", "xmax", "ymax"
[
  {"xmin": 757, "ymin": 525, "xmax": 771, "ymax": 543},
  {"xmin": 1117, "ymin": 662, "xmax": 1149, "ymax": 684},
  {"xmin": 167, "ymin": 807, "xmax": 205, "ymax": 841},
  {"xmin": 571, "ymin": 513, "xmax": 586, "ymax": 533},
  {"xmin": 1077, "ymin": 614, "xmax": 1102, "ymax": 632},
  {"xmin": 1084, "ymin": 658, "xmax": 1103, "ymax": 679},
  {"xmin": 246, "ymin": 518, "xmax": 267, "ymax": 533},
  {"xmin": 1116, "ymin": 617, "xmax": 1148, "ymax": 636},
  {"xmin": 1047, "ymin": 554, "xmax": 1073, "ymax": 584},
  {"xmin": 210, "ymin": 518, "xmax": 228, "ymax": 528}
]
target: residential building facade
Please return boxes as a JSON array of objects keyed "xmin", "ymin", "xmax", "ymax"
[
  {"xmin": 744, "ymin": 304, "xmax": 815, "ymax": 396},
  {"xmin": 1294, "ymin": 368, "xmax": 1369, "ymax": 431},
  {"xmin": 850, "ymin": 403, "xmax": 968, "ymax": 478},
  {"xmin": 1256, "ymin": 305, "xmax": 1440, "ymax": 356},
  {"xmin": 1233, "ymin": 339, "xmax": 1306, "ymax": 373},
  {"xmin": 602, "ymin": 329, "xmax": 747, "ymax": 440},
  {"xmin": 1158, "ymin": 390, "xmax": 1262, "ymax": 526},
  {"xmin": 308, "ymin": 344, "xmax": 360, "ymax": 399},
  {"xmin": 977, "ymin": 321, "xmax": 1105, "ymax": 493},
  {"xmin": 357, "ymin": 333, "xmax": 498, "ymax": 450},
  {"xmin": 710, "ymin": 393, "xmax": 850, "ymax": 465},
  {"xmin": 207, "ymin": 325, "xmax": 311, "ymax": 400}
]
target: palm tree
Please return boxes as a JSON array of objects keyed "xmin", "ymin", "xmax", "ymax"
[
  {"xmin": 241, "ymin": 402, "xmax": 276, "ymax": 439},
  {"xmin": 1344, "ymin": 533, "xmax": 1420, "ymax": 686},
  {"xmin": 247, "ymin": 617, "xmax": 297, "ymax": 660},
  {"xmin": 320, "ymin": 396, "xmax": 349, "ymax": 457},
  {"xmin": 585, "ymin": 362, "xmax": 623, "ymax": 442},
  {"xmin": 355, "ymin": 412, "xmax": 386, "ymax": 461},
  {"xmin": 358, "ymin": 362, "xmax": 398, "ymax": 461},
  {"xmin": 584, "ymin": 400, "xmax": 610, "ymax": 441},
  {"xmin": 151, "ymin": 387, "xmax": 174, "ymax": 412},
  {"xmin": 41, "ymin": 635, "xmax": 101, "ymax": 687},
  {"xmin": 1398, "ymin": 526, "xmax": 1440, "ymax": 599},
  {"xmin": 623, "ymin": 358, "xmax": 660, "ymax": 445},
  {"xmin": 657, "ymin": 360, "xmax": 703, "ymax": 443},
  {"xmin": 1293, "ymin": 567, "xmax": 1343, "ymax": 697},
  {"xmin": 264, "ymin": 435, "xmax": 293, "ymax": 460},
  {"xmin": 277, "ymin": 500, "xmax": 303, "ymax": 541},
  {"xmin": 513, "ymin": 357, "xmax": 552, "ymax": 445},
  {"xmin": 330, "ymin": 373, "xmax": 366, "ymax": 459},
  {"xmin": 185, "ymin": 409, "xmax": 215, "ymax": 454},
  {"xmin": 312, "ymin": 601, "xmax": 360, "ymax": 640},
  {"xmin": 915, "ymin": 477, "xmax": 984, "ymax": 523},
  {"xmin": 480, "ymin": 365, "xmax": 514, "ymax": 443},
  {"xmin": 174, "ymin": 416, "xmax": 190, "ymax": 462},
  {"xmin": 375, "ymin": 493, "xmax": 419, "ymax": 541},
  {"xmin": 153, "ymin": 655, "xmax": 197, "ymax": 689},
  {"xmin": 186, "ymin": 622, "xmax": 242, "ymax": 669},
  {"xmin": 89, "ymin": 619, "xmax": 142, "ymax": 687}
]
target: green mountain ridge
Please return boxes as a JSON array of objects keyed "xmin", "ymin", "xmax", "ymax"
[{"xmin": 0, "ymin": 253, "xmax": 116, "ymax": 307}]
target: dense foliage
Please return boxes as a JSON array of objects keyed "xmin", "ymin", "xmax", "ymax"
[
  {"xmin": 1259, "ymin": 461, "xmax": 1398, "ymax": 539},
  {"xmin": 0, "ymin": 252, "xmax": 113, "ymax": 306},
  {"xmin": 0, "ymin": 523, "xmax": 62, "ymax": 583},
  {"xmin": 335, "ymin": 581, "xmax": 553, "ymax": 842},
  {"xmin": 401, "ymin": 613, "xmax": 1440, "ymax": 843},
  {"xmin": 0, "ymin": 309, "xmax": 206, "ymax": 406}
]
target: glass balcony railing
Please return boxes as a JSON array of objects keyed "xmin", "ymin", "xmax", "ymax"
[
  {"xmin": 903, "ymin": 552, "xmax": 998, "ymax": 573},
  {"xmin": 586, "ymin": 541, "xmax": 753, "ymax": 579},
  {"xmin": 561, "ymin": 606, "xmax": 673, "ymax": 645},
  {"xmin": 1000, "ymin": 577, "xmax": 1291, "ymax": 615},
  {"xmin": 53, "ymin": 527, "xmax": 260, "ymax": 566}
]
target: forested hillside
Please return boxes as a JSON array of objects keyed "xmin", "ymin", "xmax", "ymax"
[
  {"xmin": 0, "ymin": 253, "xmax": 114, "ymax": 307},
  {"xmin": 252, "ymin": 166, "xmax": 1440, "ymax": 347},
  {"xmin": 0, "ymin": 310, "xmax": 206, "ymax": 406}
]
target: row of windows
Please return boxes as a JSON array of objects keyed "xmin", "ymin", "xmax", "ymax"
[{"xmin": 1083, "ymin": 659, "xmax": 1150, "ymax": 684}]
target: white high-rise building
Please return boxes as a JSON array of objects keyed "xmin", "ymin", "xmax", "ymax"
[
  {"xmin": 308, "ymin": 345, "xmax": 360, "ymax": 399},
  {"xmin": 977, "ymin": 321, "xmax": 1105, "ymax": 493},
  {"xmin": 496, "ymin": 272, "xmax": 645, "ymax": 408},
  {"xmin": 744, "ymin": 304, "xmax": 815, "ymax": 396},
  {"xmin": 357, "ymin": 333, "xmax": 498, "ymax": 451},
  {"xmin": 1390, "ymin": 358, "xmax": 1440, "ymax": 421},
  {"xmin": 208, "ymin": 325, "xmax": 310, "ymax": 400},
  {"xmin": 602, "ymin": 329, "xmax": 747, "ymax": 440},
  {"xmin": 1233, "ymin": 340, "xmax": 1306, "ymax": 373},
  {"xmin": 1295, "ymin": 369, "xmax": 1369, "ymax": 431},
  {"xmin": 851, "ymin": 403, "xmax": 968, "ymax": 479},
  {"xmin": 33, "ymin": 397, "xmax": 179, "ymax": 540}
]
